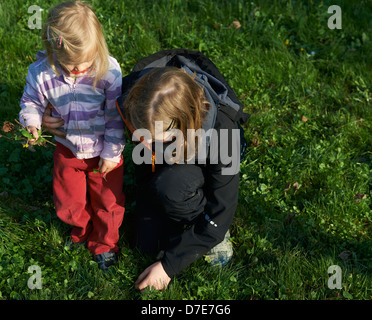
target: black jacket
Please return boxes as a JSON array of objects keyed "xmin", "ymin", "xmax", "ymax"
[
  {"xmin": 116, "ymin": 49, "xmax": 248, "ymax": 277},
  {"xmin": 160, "ymin": 107, "xmax": 240, "ymax": 278}
]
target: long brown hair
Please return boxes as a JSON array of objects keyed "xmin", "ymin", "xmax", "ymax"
[{"xmin": 123, "ymin": 67, "xmax": 210, "ymax": 162}]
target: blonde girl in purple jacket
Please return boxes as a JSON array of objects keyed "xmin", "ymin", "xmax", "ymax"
[{"xmin": 19, "ymin": 1, "xmax": 125, "ymax": 271}]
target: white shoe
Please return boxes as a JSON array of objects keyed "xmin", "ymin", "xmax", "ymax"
[{"xmin": 204, "ymin": 230, "xmax": 233, "ymax": 267}]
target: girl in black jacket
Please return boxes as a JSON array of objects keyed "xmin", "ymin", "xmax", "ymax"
[{"xmin": 121, "ymin": 66, "xmax": 240, "ymax": 291}]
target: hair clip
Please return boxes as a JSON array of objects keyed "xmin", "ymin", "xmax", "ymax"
[
  {"xmin": 47, "ymin": 25, "xmax": 63, "ymax": 49},
  {"xmin": 165, "ymin": 119, "xmax": 175, "ymax": 131},
  {"xmin": 47, "ymin": 25, "xmax": 51, "ymax": 41},
  {"xmin": 57, "ymin": 34, "xmax": 63, "ymax": 49}
]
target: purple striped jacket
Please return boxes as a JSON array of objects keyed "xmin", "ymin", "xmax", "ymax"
[{"xmin": 19, "ymin": 51, "xmax": 125, "ymax": 163}]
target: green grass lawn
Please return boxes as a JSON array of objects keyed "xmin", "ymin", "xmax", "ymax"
[{"xmin": 0, "ymin": 0, "xmax": 371, "ymax": 300}]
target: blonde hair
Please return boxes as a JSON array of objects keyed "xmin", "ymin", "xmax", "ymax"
[
  {"xmin": 124, "ymin": 67, "xmax": 210, "ymax": 162},
  {"xmin": 42, "ymin": 1, "xmax": 109, "ymax": 90}
]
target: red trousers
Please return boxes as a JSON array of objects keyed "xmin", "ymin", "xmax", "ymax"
[{"xmin": 53, "ymin": 142, "xmax": 125, "ymax": 255}]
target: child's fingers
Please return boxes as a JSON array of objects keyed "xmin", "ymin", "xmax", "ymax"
[
  {"xmin": 99, "ymin": 159, "xmax": 117, "ymax": 174},
  {"xmin": 28, "ymin": 126, "xmax": 39, "ymax": 141}
]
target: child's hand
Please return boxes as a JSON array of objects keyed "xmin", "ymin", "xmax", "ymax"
[
  {"xmin": 98, "ymin": 158, "xmax": 118, "ymax": 175},
  {"xmin": 27, "ymin": 126, "xmax": 39, "ymax": 143}
]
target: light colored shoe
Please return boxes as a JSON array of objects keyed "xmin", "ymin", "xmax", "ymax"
[{"xmin": 204, "ymin": 230, "xmax": 233, "ymax": 267}]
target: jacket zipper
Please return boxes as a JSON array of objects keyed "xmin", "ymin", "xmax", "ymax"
[{"xmin": 72, "ymin": 79, "xmax": 83, "ymax": 153}]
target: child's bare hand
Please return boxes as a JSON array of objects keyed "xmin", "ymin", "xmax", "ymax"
[
  {"xmin": 27, "ymin": 125, "xmax": 39, "ymax": 143},
  {"xmin": 98, "ymin": 158, "xmax": 117, "ymax": 175}
]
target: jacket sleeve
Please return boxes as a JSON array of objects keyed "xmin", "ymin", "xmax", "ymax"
[
  {"xmin": 100, "ymin": 60, "xmax": 126, "ymax": 163},
  {"xmin": 19, "ymin": 65, "xmax": 48, "ymax": 129},
  {"xmin": 161, "ymin": 111, "xmax": 240, "ymax": 278}
]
